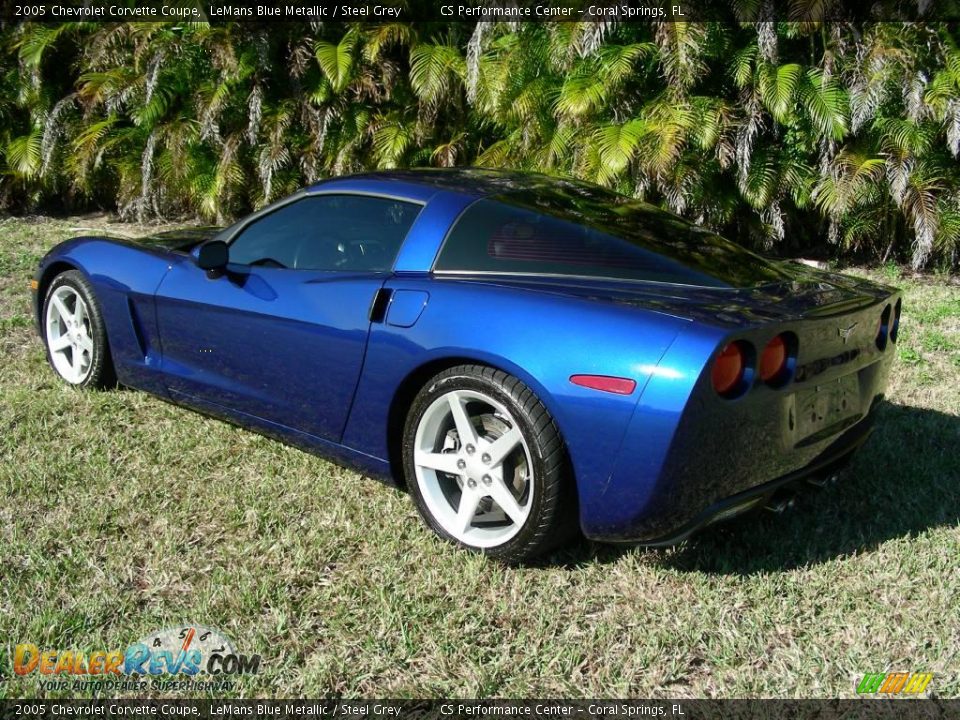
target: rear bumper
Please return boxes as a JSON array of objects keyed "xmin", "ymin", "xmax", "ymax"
[{"xmin": 604, "ymin": 411, "xmax": 874, "ymax": 546}]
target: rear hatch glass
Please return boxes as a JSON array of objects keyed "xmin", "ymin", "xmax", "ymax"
[{"xmin": 435, "ymin": 182, "xmax": 793, "ymax": 289}]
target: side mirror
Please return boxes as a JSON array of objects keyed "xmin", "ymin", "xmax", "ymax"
[{"xmin": 197, "ymin": 240, "xmax": 229, "ymax": 277}]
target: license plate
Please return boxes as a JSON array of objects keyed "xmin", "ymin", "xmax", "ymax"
[{"xmin": 796, "ymin": 374, "xmax": 860, "ymax": 442}]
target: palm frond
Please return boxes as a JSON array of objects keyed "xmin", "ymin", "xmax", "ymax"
[
  {"xmin": 799, "ymin": 68, "xmax": 849, "ymax": 140},
  {"xmin": 315, "ymin": 32, "xmax": 358, "ymax": 95},
  {"xmin": 593, "ymin": 118, "xmax": 648, "ymax": 185},
  {"xmin": 758, "ymin": 63, "xmax": 802, "ymax": 123},
  {"xmin": 372, "ymin": 117, "xmax": 413, "ymax": 168},
  {"xmin": 410, "ymin": 43, "xmax": 465, "ymax": 107},
  {"xmin": 5, "ymin": 129, "xmax": 42, "ymax": 178}
]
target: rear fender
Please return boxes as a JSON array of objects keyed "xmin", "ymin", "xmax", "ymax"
[
  {"xmin": 584, "ymin": 327, "xmax": 723, "ymax": 538},
  {"xmin": 342, "ymin": 277, "xmax": 688, "ymax": 516}
]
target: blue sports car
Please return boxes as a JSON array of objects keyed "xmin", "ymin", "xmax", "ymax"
[{"xmin": 32, "ymin": 169, "xmax": 901, "ymax": 562}]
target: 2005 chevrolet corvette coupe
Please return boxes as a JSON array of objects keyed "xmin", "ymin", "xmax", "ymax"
[{"xmin": 32, "ymin": 169, "xmax": 901, "ymax": 561}]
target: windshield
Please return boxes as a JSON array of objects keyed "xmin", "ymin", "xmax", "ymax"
[{"xmin": 435, "ymin": 181, "xmax": 792, "ymax": 288}]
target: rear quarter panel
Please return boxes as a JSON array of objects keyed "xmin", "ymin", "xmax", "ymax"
[{"xmin": 342, "ymin": 276, "xmax": 690, "ymax": 516}]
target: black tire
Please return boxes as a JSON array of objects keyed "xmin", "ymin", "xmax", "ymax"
[
  {"xmin": 402, "ymin": 364, "xmax": 578, "ymax": 563},
  {"xmin": 42, "ymin": 269, "xmax": 116, "ymax": 389}
]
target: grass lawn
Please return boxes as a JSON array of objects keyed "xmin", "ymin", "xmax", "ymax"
[{"xmin": 1, "ymin": 215, "xmax": 958, "ymax": 699}]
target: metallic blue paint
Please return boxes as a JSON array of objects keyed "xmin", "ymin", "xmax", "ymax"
[
  {"xmin": 32, "ymin": 169, "xmax": 900, "ymax": 544},
  {"xmin": 153, "ymin": 259, "xmax": 384, "ymax": 441},
  {"xmin": 390, "ymin": 191, "xmax": 477, "ymax": 272}
]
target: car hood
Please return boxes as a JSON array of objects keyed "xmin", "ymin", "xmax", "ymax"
[
  {"xmin": 439, "ymin": 263, "xmax": 895, "ymax": 329},
  {"xmin": 127, "ymin": 227, "xmax": 222, "ymax": 253}
]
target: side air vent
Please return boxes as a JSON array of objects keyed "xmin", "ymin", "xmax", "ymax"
[{"xmin": 127, "ymin": 297, "xmax": 151, "ymax": 360}]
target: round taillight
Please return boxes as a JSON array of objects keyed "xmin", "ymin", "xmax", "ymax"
[
  {"xmin": 712, "ymin": 342, "xmax": 745, "ymax": 396},
  {"xmin": 759, "ymin": 335, "xmax": 787, "ymax": 382}
]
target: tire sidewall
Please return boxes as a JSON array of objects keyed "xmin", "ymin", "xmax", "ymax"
[
  {"xmin": 43, "ymin": 270, "xmax": 111, "ymax": 389},
  {"xmin": 403, "ymin": 368, "xmax": 557, "ymax": 559}
]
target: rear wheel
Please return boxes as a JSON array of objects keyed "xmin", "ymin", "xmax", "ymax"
[
  {"xmin": 403, "ymin": 365, "xmax": 576, "ymax": 563},
  {"xmin": 42, "ymin": 270, "xmax": 115, "ymax": 389}
]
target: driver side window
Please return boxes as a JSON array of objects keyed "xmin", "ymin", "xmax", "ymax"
[{"xmin": 228, "ymin": 194, "xmax": 421, "ymax": 271}]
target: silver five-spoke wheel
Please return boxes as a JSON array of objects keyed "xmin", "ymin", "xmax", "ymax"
[
  {"xmin": 42, "ymin": 270, "xmax": 114, "ymax": 390},
  {"xmin": 45, "ymin": 285, "xmax": 94, "ymax": 384},
  {"xmin": 413, "ymin": 388, "xmax": 534, "ymax": 548},
  {"xmin": 404, "ymin": 365, "xmax": 575, "ymax": 562}
]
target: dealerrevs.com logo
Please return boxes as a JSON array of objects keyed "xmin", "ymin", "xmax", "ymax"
[{"xmin": 14, "ymin": 625, "xmax": 261, "ymax": 693}]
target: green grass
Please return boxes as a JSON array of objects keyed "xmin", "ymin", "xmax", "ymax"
[{"xmin": 1, "ymin": 216, "xmax": 958, "ymax": 699}]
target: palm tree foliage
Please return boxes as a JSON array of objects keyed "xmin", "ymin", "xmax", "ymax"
[{"xmin": 1, "ymin": 20, "xmax": 959, "ymax": 268}]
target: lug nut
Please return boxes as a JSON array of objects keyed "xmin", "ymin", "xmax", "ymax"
[
  {"xmin": 467, "ymin": 479, "xmax": 477, "ymax": 489},
  {"xmin": 481, "ymin": 453, "xmax": 491, "ymax": 464},
  {"xmin": 456, "ymin": 459, "xmax": 466, "ymax": 470},
  {"xmin": 482, "ymin": 474, "xmax": 492, "ymax": 486},
  {"xmin": 465, "ymin": 444, "xmax": 475, "ymax": 455}
]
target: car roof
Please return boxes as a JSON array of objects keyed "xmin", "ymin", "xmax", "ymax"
[{"xmin": 307, "ymin": 168, "xmax": 566, "ymax": 202}]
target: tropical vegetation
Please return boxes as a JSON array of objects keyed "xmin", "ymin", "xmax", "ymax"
[{"xmin": 1, "ymin": 20, "xmax": 959, "ymax": 268}]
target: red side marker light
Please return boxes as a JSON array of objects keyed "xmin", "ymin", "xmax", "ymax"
[{"xmin": 570, "ymin": 374, "xmax": 637, "ymax": 395}]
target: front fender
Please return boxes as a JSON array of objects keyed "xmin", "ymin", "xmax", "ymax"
[{"xmin": 34, "ymin": 238, "xmax": 174, "ymax": 393}]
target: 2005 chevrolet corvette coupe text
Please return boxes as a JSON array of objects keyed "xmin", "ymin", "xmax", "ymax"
[{"xmin": 32, "ymin": 169, "xmax": 901, "ymax": 562}]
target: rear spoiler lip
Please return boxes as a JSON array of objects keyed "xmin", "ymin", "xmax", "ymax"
[{"xmin": 800, "ymin": 293, "xmax": 892, "ymax": 319}]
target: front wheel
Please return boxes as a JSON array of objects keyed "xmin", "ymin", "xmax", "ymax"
[
  {"xmin": 42, "ymin": 269, "xmax": 115, "ymax": 389},
  {"xmin": 402, "ymin": 365, "xmax": 577, "ymax": 563}
]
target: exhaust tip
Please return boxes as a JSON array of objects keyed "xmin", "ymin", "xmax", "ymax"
[
  {"xmin": 806, "ymin": 472, "xmax": 841, "ymax": 489},
  {"xmin": 765, "ymin": 495, "xmax": 796, "ymax": 514}
]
